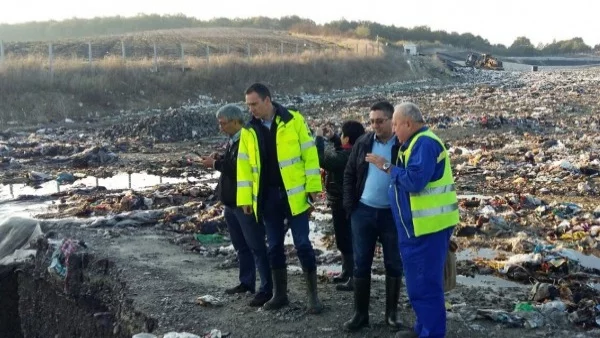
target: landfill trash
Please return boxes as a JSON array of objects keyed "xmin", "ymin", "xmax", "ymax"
[
  {"xmin": 514, "ymin": 302, "xmax": 535, "ymax": 312},
  {"xmin": 196, "ymin": 295, "xmax": 224, "ymax": 307},
  {"xmin": 195, "ymin": 233, "xmax": 225, "ymax": 244},
  {"xmin": 47, "ymin": 238, "xmax": 82, "ymax": 279},
  {"xmin": 132, "ymin": 333, "xmax": 158, "ymax": 338},
  {"xmin": 28, "ymin": 171, "xmax": 52, "ymax": 182},
  {"xmin": 163, "ymin": 333, "xmax": 201, "ymax": 338},
  {"xmin": 56, "ymin": 172, "xmax": 76, "ymax": 184},
  {"xmin": 476, "ymin": 309, "xmax": 524, "ymax": 328},
  {"xmin": 203, "ymin": 329, "xmax": 230, "ymax": 338},
  {"xmin": 530, "ymin": 282, "xmax": 559, "ymax": 302},
  {"xmin": 537, "ymin": 300, "xmax": 567, "ymax": 313}
]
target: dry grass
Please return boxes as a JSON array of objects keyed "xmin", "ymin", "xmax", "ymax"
[{"xmin": 0, "ymin": 41, "xmax": 438, "ymax": 127}]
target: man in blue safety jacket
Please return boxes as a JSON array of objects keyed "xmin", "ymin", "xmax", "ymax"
[{"xmin": 366, "ymin": 102, "xmax": 459, "ymax": 338}]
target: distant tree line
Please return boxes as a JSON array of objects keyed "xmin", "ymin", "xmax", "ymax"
[{"xmin": 1, "ymin": 14, "xmax": 598, "ymax": 56}]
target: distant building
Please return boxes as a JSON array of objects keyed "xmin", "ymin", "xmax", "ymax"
[{"xmin": 404, "ymin": 43, "xmax": 418, "ymax": 55}]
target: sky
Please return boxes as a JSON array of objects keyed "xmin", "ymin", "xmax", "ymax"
[{"xmin": 1, "ymin": 0, "xmax": 598, "ymax": 46}]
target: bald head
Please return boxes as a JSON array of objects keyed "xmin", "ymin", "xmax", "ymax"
[{"xmin": 392, "ymin": 102, "xmax": 426, "ymax": 143}]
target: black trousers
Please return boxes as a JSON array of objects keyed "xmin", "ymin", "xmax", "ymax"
[{"xmin": 331, "ymin": 201, "xmax": 353, "ymax": 255}]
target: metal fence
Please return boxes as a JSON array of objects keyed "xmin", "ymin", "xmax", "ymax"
[{"xmin": 0, "ymin": 39, "xmax": 385, "ymax": 73}]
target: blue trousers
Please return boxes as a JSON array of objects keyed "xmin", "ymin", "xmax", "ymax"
[
  {"xmin": 262, "ymin": 187, "xmax": 317, "ymax": 271},
  {"xmin": 400, "ymin": 227, "xmax": 453, "ymax": 338},
  {"xmin": 350, "ymin": 202, "xmax": 403, "ymax": 278},
  {"xmin": 223, "ymin": 205, "xmax": 272, "ymax": 293}
]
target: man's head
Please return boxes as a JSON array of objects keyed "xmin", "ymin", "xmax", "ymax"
[
  {"xmin": 341, "ymin": 120, "xmax": 366, "ymax": 146},
  {"xmin": 392, "ymin": 102, "xmax": 426, "ymax": 143},
  {"xmin": 369, "ymin": 101, "xmax": 394, "ymax": 140},
  {"xmin": 245, "ymin": 83, "xmax": 273, "ymax": 120},
  {"xmin": 215, "ymin": 104, "xmax": 245, "ymax": 136}
]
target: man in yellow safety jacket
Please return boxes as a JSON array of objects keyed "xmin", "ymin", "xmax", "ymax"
[
  {"xmin": 366, "ymin": 102, "xmax": 459, "ymax": 338},
  {"xmin": 237, "ymin": 83, "xmax": 323, "ymax": 314}
]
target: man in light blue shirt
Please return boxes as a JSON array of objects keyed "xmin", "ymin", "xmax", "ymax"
[{"xmin": 342, "ymin": 101, "xmax": 404, "ymax": 332}]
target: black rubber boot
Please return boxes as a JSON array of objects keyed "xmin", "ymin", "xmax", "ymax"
[
  {"xmin": 343, "ymin": 277, "xmax": 370, "ymax": 332},
  {"xmin": 385, "ymin": 276, "xmax": 402, "ymax": 331},
  {"xmin": 333, "ymin": 254, "xmax": 353, "ymax": 283},
  {"xmin": 262, "ymin": 269, "xmax": 289, "ymax": 310},
  {"xmin": 304, "ymin": 269, "xmax": 324, "ymax": 314}
]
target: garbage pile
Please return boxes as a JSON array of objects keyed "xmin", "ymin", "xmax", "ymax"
[
  {"xmin": 37, "ymin": 183, "xmax": 227, "ymax": 234},
  {"xmin": 102, "ymin": 107, "xmax": 219, "ymax": 142}
]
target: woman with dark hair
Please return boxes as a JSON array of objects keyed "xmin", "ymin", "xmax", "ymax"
[{"xmin": 315, "ymin": 120, "xmax": 365, "ymax": 292}]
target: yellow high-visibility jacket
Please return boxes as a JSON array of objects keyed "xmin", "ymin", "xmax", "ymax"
[{"xmin": 236, "ymin": 103, "xmax": 322, "ymax": 220}]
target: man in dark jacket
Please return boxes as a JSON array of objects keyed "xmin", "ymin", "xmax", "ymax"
[
  {"xmin": 200, "ymin": 104, "xmax": 272, "ymax": 307},
  {"xmin": 315, "ymin": 121, "xmax": 365, "ymax": 292},
  {"xmin": 342, "ymin": 101, "xmax": 404, "ymax": 332}
]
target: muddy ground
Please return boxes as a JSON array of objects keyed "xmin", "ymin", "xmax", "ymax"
[{"xmin": 2, "ymin": 66, "xmax": 600, "ymax": 337}]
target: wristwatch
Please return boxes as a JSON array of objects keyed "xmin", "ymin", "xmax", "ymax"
[{"xmin": 382, "ymin": 162, "xmax": 391, "ymax": 172}]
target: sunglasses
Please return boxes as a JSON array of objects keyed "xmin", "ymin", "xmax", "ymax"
[{"xmin": 369, "ymin": 118, "xmax": 389, "ymax": 125}]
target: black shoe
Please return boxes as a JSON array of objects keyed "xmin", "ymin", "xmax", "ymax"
[
  {"xmin": 225, "ymin": 283, "xmax": 252, "ymax": 295},
  {"xmin": 249, "ymin": 291, "xmax": 273, "ymax": 307},
  {"xmin": 333, "ymin": 253, "xmax": 353, "ymax": 284},
  {"xmin": 343, "ymin": 277, "xmax": 370, "ymax": 332}
]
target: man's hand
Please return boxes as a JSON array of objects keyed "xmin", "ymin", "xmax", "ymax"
[
  {"xmin": 315, "ymin": 127, "xmax": 324, "ymax": 137},
  {"xmin": 241, "ymin": 205, "xmax": 253, "ymax": 215},
  {"xmin": 209, "ymin": 152, "xmax": 220, "ymax": 160},
  {"xmin": 308, "ymin": 192, "xmax": 319, "ymax": 202},
  {"xmin": 200, "ymin": 156, "xmax": 216, "ymax": 168},
  {"xmin": 365, "ymin": 153, "xmax": 387, "ymax": 171},
  {"xmin": 323, "ymin": 126, "xmax": 334, "ymax": 139}
]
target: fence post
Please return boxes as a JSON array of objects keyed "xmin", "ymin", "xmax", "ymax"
[
  {"xmin": 153, "ymin": 43, "xmax": 158, "ymax": 72},
  {"xmin": 280, "ymin": 42, "xmax": 284, "ymax": 55},
  {"xmin": 0, "ymin": 40, "xmax": 4, "ymax": 63},
  {"xmin": 121, "ymin": 40, "xmax": 126, "ymax": 60},
  {"xmin": 247, "ymin": 43, "xmax": 251, "ymax": 60},
  {"xmin": 49, "ymin": 43, "xmax": 54, "ymax": 80},
  {"xmin": 206, "ymin": 45, "xmax": 210, "ymax": 64},
  {"xmin": 88, "ymin": 42, "xmax": 93, "ymax": 69},
  {"xmin": 181, "ymin": 44, "xmax": 185, "ymax": 72},
  {"xmin": 356, "ymin": 43, "xmax": 359, "ymax": 54}
]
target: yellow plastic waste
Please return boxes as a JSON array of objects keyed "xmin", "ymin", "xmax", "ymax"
[{"xmin": 560, "ymin": 231, "xmax": 586, "ymax": 241}]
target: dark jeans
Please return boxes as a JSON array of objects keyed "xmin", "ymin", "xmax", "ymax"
[
  {"xmin": 224, "ymin": 205, "xmax": 272, "ymax": 293},
  {"xmin": 262, "ymin": 187, "xmax": 317, "ymax": 271},
  {"xmin": 331, "ymin": 201, "xmax": 353, "ymax": 255},
  {"xmin": 350, "ymin": 202, "xmax": 403, "ymax": 278}
]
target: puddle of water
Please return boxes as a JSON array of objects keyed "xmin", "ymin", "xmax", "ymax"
[
  {"xmin": 0, "ymin": 200, "xmax": 55, "ymax": 218},
  {"xmin": 457, "ymin": 275, "xmax": 526, "ymax": 289},
  {"xmin": 0, "ymin": 172, "xmax": 219, "ymax": 201},
  {"xmin": 557, "ymin": 249, "xmax": 600, "ymax": 271},
  {"xmin": 456, "ymin": 248, "xmax": 501, "ymax": 261}
]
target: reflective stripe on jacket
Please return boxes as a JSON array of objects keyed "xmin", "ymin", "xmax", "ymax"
[
  {"xmin": 236, "ymin": 104, "xmax": 322, "ymax": 221},
  {"xmin": 390, "ymin": 129, "xmax": 459, "ymax": 238}
]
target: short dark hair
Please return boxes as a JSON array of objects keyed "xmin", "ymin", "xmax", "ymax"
[
  {"xmin": 342, "ymin": 120, "xmax": 366, "ymax": 145},
  {"xmin": 370, "ymin": 101, "xmax": 394, "ymax": 118},
  {"xmin": 245, "ymin": 83, "xmax": 272, "ymax": 101}
]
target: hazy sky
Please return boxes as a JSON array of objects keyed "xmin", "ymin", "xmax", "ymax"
[{"xmin": 1, "ymin": 0, "xmax": 598, "ymax": 46}]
